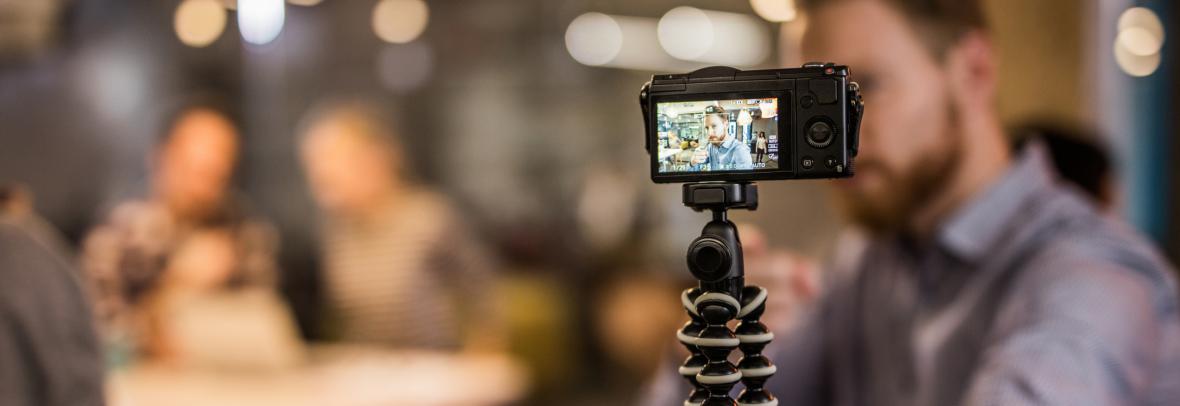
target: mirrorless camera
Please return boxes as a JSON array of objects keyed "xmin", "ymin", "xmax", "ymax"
[{"xmin": 641, "ymin": 63, "xmax": 863, "ymax": 183}]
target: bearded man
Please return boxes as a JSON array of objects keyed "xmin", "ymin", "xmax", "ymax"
[{"xmin": 642, "ymin": 0, "xmax": 1180, "ymax": 404}]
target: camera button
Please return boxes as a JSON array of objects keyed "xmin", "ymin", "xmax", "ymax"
[
  {"xmin": 801, "ymin": 156, "xmax": 815, "ymax": 170},
  {"xmin": 800, "ymin": 95, "xmax": 815, "ymax": 109},
  {"xmin": 810, "ymin": 78, "xmax": 839, "ymax": 104},
  {"xmin": 825, "ymin": 156, "xmax": 838, "ymax": 168}
]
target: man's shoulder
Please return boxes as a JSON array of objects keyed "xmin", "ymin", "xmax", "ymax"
[
  {"xmin": 1026, "ymin": 186, "xmax": 1167, "ymax": 267},
  {"xmin": 0, "ymin": 221, "xmax": 73, "ymax": 303},
  {"xmin": 1013, "ymin": 187, "xmax": 1177, "ymax": 311}
]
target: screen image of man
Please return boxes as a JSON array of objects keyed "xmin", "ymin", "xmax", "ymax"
[{"xmin": 691, "ymin": 106, "xmax": 753, "ymax": 171}]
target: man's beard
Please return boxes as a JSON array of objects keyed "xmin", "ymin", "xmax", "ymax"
[{"xmin": 833, "ymin": 105, "xmax": 963, "ymax": 235}]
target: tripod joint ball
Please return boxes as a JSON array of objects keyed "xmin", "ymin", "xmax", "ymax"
[{"xmin": 678, "ymin": 182, "xmax": 777, "ymax": 406}]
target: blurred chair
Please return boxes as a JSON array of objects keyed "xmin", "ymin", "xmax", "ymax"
[
  {"xmin": 590, "ymin": 270, "xmax": 683, "ymax": 385},
  {"xmin": 1011, "ymin": 120, "xmax": 1116, "ymax": 210},
  {"xmin": 297, "ymin": 98, "xmax": 503, "ymax": 351}
]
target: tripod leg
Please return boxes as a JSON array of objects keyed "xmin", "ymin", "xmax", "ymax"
[
  {"xmin": 735, "ymin": 286, "xmax": 777, "ymax": 406},
  {"xmin": 677, "ymin": 288, "xmax": 709, "ymax": 406},
  {"xmin": 693, "ymin": 292, "xmax": 742, "ymax": 406}
]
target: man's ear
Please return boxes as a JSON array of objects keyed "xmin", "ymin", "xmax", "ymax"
[{"xmin": 945, "ymin": 30, "xmax": 998, "ymax": 109}]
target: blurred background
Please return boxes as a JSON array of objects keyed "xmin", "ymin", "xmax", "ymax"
[{"xmin": 0, "ymin": 0, "xmax": 1176, "ymax": 405}]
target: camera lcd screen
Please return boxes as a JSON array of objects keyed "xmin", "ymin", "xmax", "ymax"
[{"xmin": 655, "ymin": 98, "xmax": 780, "ymax": 174}]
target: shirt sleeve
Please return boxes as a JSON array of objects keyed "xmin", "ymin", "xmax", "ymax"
[
  {"xmin": 433, "ymin": 204, "xmax": 505, "ymax": 350},
  {"xmin": 963, "ymin": 253, "xmax": 1168, "ymax": 405},
  {"xmin": 733, "ymin": 145, "xmax": 753, "ymax": 169}
]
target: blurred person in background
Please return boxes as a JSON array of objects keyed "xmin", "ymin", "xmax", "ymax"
[
  {"xmin": 1, "ymin": 184, "xmax": 105, "ymax": 406},
  {"xmin": 298, "ymin": 99, "xmax": 503, "ymax": 351},
  {"xmin": 81, "ymin": 100, "xmax": 280, "ymax": 364},
  {"xmin": 671, "ymin": 139, "xmax": 700, "ymax": 166},
  {"xmin": 644, "ymin": 0, "xmax": 1180, "ymax": 404},
  {"xmin": 754, "ymin": 131, "xmax": 769, "ymax": 164}
]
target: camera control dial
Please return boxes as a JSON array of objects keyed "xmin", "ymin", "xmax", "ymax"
[{"xmin": 806, "ymin": 120, "xmax": 834, "ymax": 148}]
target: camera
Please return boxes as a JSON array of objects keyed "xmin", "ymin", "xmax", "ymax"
[{"xmin": 641, "ymin": 63, "xmax": 863, "ymax": 183}]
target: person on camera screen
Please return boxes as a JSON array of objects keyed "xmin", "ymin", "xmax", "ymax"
[{"xmin": 690, "ymin": 105, "xmax": 753, "ymax": 171}]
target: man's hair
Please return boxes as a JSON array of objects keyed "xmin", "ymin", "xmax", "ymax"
[
  {"xmin": 704, "ymin": 105, "xmax": 729, "ymax": 122},
  {"xmin": 297, "ymin": 97, "xmax": 405, "ymax": 151},
  {"xmin": 297, "ymin": 96, "xmax": 413, "ymax": 178},
  {"xmin": 155, "ymin": 94, "xmax": 238, "ymax": 148},
  {"xmin": 799, "ymin": 0, "xmax": 988, "ymax": 57}
]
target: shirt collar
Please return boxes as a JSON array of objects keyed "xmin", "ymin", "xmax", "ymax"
[
  {"xmin": 936, "ymin": 141, "xmax": 1055, "ymax": 263},
  {"xmin": 718, "ymin": 136, "xmax": 738, "ymax": 149}
]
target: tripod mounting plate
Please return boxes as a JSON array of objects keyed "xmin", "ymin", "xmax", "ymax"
[{"xmin": 682, "ymin": 182, "xmax": 759, "ymax": 212}]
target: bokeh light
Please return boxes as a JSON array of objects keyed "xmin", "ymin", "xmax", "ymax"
[
  {"xmin": 372, "ymin": 0, "xmax": 430, "ymax": 44},
  {"xmin": 737, "ymin": 108, "xmax": 753, "ymax": 126},
  {"xmin": 1114, "ymin": 7, "xmax": 1165, "ymax": 77},
  {"xmin": 565, "ymin": 12, "xmax": 623, "ymax": 66},
  {"xmin": 750, "ymin": 0, "xmax": 797, "ymax": 23},
  {"xmin": 174, "ymin": 0, "xmax": 227, "ymax": 48},
  {"xmin": 1114, "ymin": 39, "xmax": 1161, "ymax": 77},
  {"xmin": 658, "ymin": 7, "xmax": 768, "ymax": 66},
  {"xmin": 565, "ymin": 12, "xmax": 699, "ymax": 71},
  {"xmin": 1118, "ymin": 7, "xmax": 1165, "ymax": 43},
  {"xmin": 657, "ymin": 7, "xmax": 713, "ymax": 61},
  {"xmin": 238, "ymin": 0, "xmax": 286, "ymax": 45},
  {"xmin": 1118, "ymin": 27, "xmax": 1163, "ymax": 56}
]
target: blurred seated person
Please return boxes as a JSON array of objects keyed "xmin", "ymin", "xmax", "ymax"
[
  {"xmin": 1012, "ymin": 120, "xmax": 1116, "ymax": 211},
  {"xmin": 689, "ymin": 106, "xmax": 752, "ymax": 171},
  {"xmin": 666, "ymin": 132, "xmax": 681, "ymax": 150},
  {"xmin": 670, "ymin": 139, "xmax": 700, "ymax": 166},
  {"xmin": 1, "ymin": 185, "xmax": 105, "ymax": 405},
  {"xmin": 298, "ymin": 99, "xmax": 502, "ymax": 351},
  {"xmin": 81, "ymin": 100, "xmax": 279, "ymax": 364}
]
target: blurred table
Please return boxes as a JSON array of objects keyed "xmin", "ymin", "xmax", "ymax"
[{"xmin": 108, "ymin": 345, "xmax": 528, "ymax": 406}]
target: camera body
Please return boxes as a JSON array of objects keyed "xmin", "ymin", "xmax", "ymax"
[{"xmin": 641, "ymin": 63, "xmax": 863, "ymax": 183}]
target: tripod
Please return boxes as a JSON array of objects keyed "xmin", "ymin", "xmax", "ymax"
[{"xmin": 677, "ymin": 182, "xmax": 777, "ymax": 406}]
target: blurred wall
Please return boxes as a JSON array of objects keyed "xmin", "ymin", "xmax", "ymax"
[{"xmin": 988, "ymin": 0, "xmax": 1089, "ymax": 125}]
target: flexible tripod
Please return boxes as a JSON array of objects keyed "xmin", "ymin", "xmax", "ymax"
[{"xmin": 677, "ymin": 182, "xmax": 776, "ymax": 406}]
